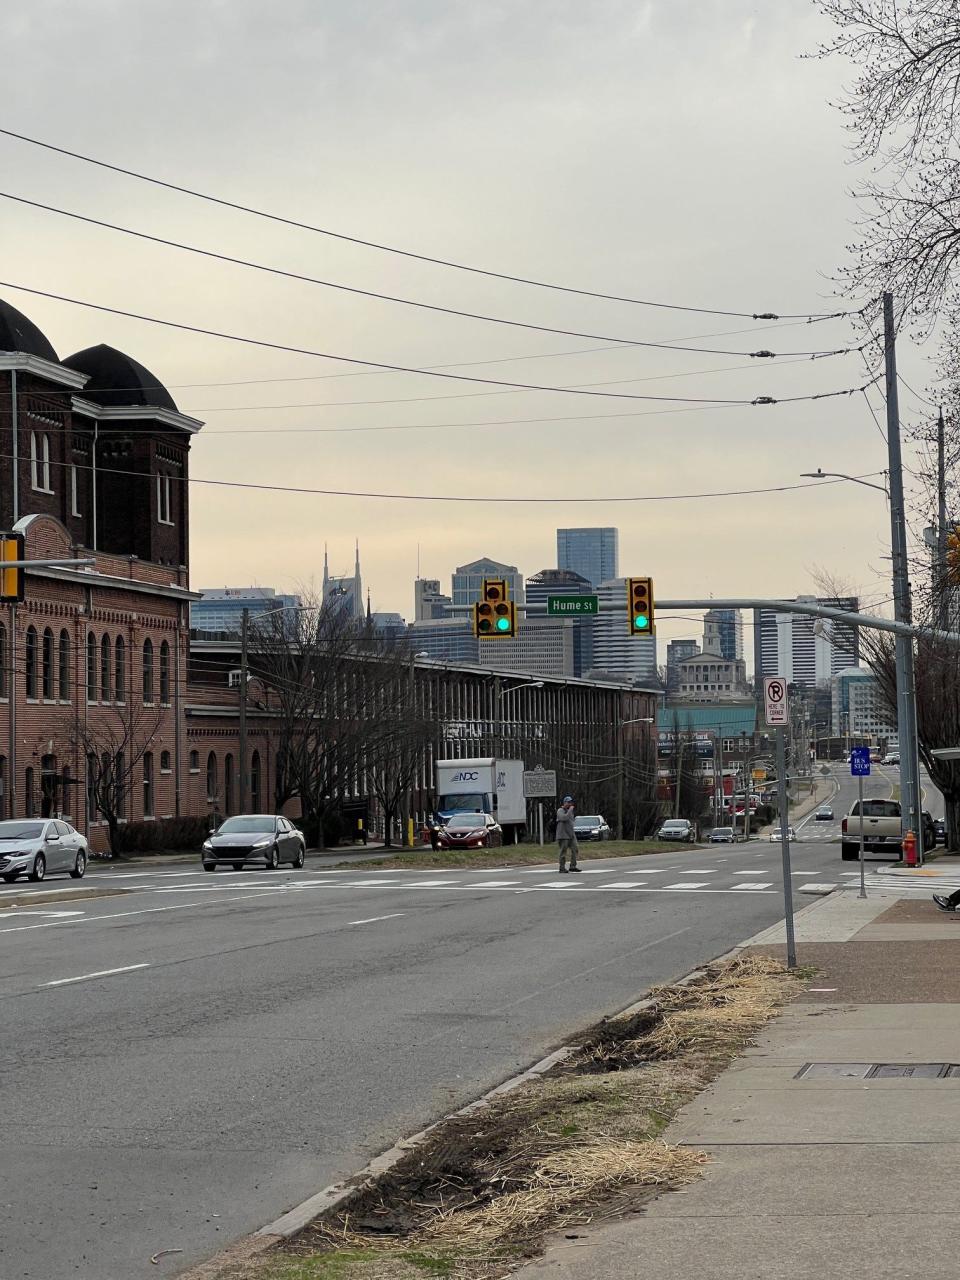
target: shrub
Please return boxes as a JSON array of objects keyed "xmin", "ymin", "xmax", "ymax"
[{"xmin": 112, "ymin": 814, "xmax": 212, "ymax": 856}]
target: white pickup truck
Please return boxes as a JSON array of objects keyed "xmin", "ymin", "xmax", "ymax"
[{"xmin": 841, "ymin": 800, "xmax": 935, "ymax": 860}]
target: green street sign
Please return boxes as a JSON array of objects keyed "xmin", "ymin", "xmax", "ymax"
[{"xmin": 547, "ymin": 595, "xmax": 599, "ymax": 616}]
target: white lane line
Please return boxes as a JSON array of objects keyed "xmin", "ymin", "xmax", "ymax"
[
  {"xmin": 734, "ymin": 870, "xmax": 768, "ymax": 876},
  {"xmin": 664, "ymin": 881, "xmax": 711, "ymax": 889},
  {"xmin": 679, "ymin": 869, "xmax": 718, "ymax": 874},
  {"xmin": 799, "ymin": 883, "xmax": 839, "ymax": 892},
  {"xmin": 469, "ymin": 880, "xmax": 521, "ymax": 887},
  {"xmin": 400, "ymin": 879, "xmax": 460, "ymax": 887},
  {"xmin": 42, "ymin": 963, "xmax": 150, "ymax": 988},
  {"xmin": 347, "ymin": 913, "xmax": 405, "ymax": 926},
  {"xmin": 598, "ymin": 881, "xmax": 646, "ymax": 889},
  {"xmin": 0, "ymin": 890, "xmax": 292, "ymax": 934},
  {"xmin": 734, "ymin": 882, "xmax": 773, "ymax": 890}
]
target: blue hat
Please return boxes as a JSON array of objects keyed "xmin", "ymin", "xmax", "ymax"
[{"xmin": 563, "ymin": 795, "xmax": 573, "ymax": 802}]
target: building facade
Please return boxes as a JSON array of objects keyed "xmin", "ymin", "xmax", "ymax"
[
  {"xmin": 704, "ymin": 608, "xmax": 743, "ymax": 661},
  {"xmin": 476, "ymin": 616, "xmax": 576, "ymax": 677},
  {"xmin": 672, "ymin": 615, "xmax": 748, "ymax": 702},
  {"xmin": 666, "ymin": 639, "xmax": 700, "ymax": 693},
  {"xmin": 451, "ymin": 557, "xmax": 524, "ymax": 608},
  {"xmin": 556, "ymin": 527, "xmax": 618, "ymax": 588},
  {"xmin": 831, "ymin": 666, "xmax": 897, "ymax": 742},
  {"xmin": 753, "ymin": 596, "xmax": 859, "ymax": 689},
  {"xmin": 587, "ymin": 578, "xmax": 657, "ymax": 684},
  {"xmin": 191, "ymin": 586, "xmax": 301, "ymax": 635},
  {"xmin": 414, "ymin": 577, "xmax": 452, "ymax": 622},
  {"xmin": 525, "ymin": 568, "xmax": 594, "ymax": 675},
  {"xmin": 323, "ymin": 544, "xmax": 364, "ymax": 620}
]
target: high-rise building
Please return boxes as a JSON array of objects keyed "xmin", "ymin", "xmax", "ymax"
[
  {"xmin": 323, "ymin": 544, "xmax": 364, "ymax": 620},
  {"xmin": 407, "ymin": 618, "xmax": 479, "ymax": 664},
  {"xmin": 556, "ymin": 527, "xmax": 619, "ymax": 588},
  {"xmin": 831, "ymin": 666, "xmax": 897, "ymax": 741},
  {"xmin": 414, "ymin": 577, "xmax": 452, "ymax": 621},
  {"xmin": 451, "ymin": 558, "xmax": 524, "ymax": 607},
  {"xmin": 666, "ymin": 639, "xmax": 700, "ymax": 692},
  {"xmin": 753, "ymin": 596, "xmax": 859, "ymax": 690},
  {"xmin": 587, "ymin": 578, "xmax": 657, "ymax": 683},
  {"xmin": 476, "ymin": 617, "xmax": 576, "ymax": 677},
  {"xmin": 672, "ymin": 617, "xmax": 748, "ymax": 702},
  {"xmin": 525, "ymin": 568, "xmax": 594, "ymax": 674},
  {"xmin": 191, "ymin": 587, "xmax": 301, "ymax": 635},
  {"xmin": 704, "ymin": 608, "xmax": 743, "ymax": 661}
]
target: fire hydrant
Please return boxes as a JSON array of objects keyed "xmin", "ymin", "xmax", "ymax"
[{"xmin": 903, "ymin": 829, "xmax": 918, "ymax": 867}]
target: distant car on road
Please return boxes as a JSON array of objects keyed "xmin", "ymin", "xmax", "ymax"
[
  {"xmin": 0, "ymin": 819, "xmax": 89, "ymax": 883},
  {"xmin": 202, "ymin": 815, "xmax": 306, "ymax": 871},
  {"xmin": 573, "ymin": 814, "xmax": 611, "ymax": 841},
  {"xmin": 814, "ymin": 806, "xmax": 834, "ymax": 821},
  {"xmin": 769, "ymin": 826, "xmax": 797, "ymax": 842},
  {"xmin": 438, "ymin": 813, "xmax": 503, "ymax": 849},
  {"xmin": 708, "ymin": 827, "xmax": 739, "ymax": 844},
  {"xmin": 881, "ymin": 753, "xmax": 900, "ymax": 766},
  {"xmin": 657, "ymin": 819, "xmax": 696, "ymax": 843}
]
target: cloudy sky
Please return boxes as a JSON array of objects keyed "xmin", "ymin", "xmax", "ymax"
[{"xmin": 0, "ymin": 0, "xmax": 938, "ymax": 659}]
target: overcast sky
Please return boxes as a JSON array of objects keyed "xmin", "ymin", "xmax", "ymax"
[{"xmin": 0, "ymin": 0, "xmax": 938, "ymax": 659}]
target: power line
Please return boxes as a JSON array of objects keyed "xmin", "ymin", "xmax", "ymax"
[
  {"xmin": 0, "ymin": 126, "xmax": 862, "ymax": 323},
  {"xmin": 14, "ymin": 451, "xmax": 888, "ymax": 506},
  {"xmin": 0, "ymin": 192, "xmax": 862, "ymax": 361},
  {"xmin": 0, "ymin": 281, "xmax": 876, "ymax": 408}
]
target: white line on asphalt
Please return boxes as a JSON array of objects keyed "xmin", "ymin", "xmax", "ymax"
[
  {"xmin": 679, "ymin": 869, "xmax": 718, "ymax": 874},
  {"xmin": 664, "ymin": 882, "xmax": 711, "ymax": 889},
  {"xmin": 469, "ymin": 881, "xmax": 521, "ymax": 887},
  {"xmin": 598, "ymin": 881, "xmax": 646, "ymax": 889},
  {"xmin": 734, "ymin": 882, "xmax": 773, "ymax": 890},
  {"xmin": 42, "ymin": 963, "xmax": 150, "ymax": 987},
  {"xmin": 0, "ymin": 890, "xmax": 292, "ymax": 934},
  {"xmin": 347, "ymin": 913, "xmax": 406, "ymax": 926}
]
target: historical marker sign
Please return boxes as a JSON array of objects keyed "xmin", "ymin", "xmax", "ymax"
[
  {"xmin": 523, "ymin": 767, "xmax": 558, "ymax": 798},
  {"xmin": 547, "ymin": 595, "xmax": 599, "ymax": 616}
]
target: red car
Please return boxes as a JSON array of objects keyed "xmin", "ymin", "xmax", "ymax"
[{"xmin": 438, "ymin": 813, "xmax": 503, "ymax": 849}]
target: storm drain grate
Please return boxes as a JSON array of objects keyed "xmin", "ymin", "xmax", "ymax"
[{"xmin": 795, "ymin": 1062, "xmax": 959, "ymax": 1080}]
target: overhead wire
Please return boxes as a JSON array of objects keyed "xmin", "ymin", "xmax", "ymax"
[
  {"xmin": 0, "ymin": 281, "xmax": 878, "ymax": 408},
  {"xmin": 0, "ymin": 126, "xmax": 862, "ymax": 323},
  {"xmin": 0, "ymin": 192, "xmax": 862, "ymax": 361}
]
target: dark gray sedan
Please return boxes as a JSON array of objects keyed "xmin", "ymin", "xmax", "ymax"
[
  {"xmin": 202, "ymin": 815, "xmax": 305, "ymax": 871},
  {"xmin": 574, "ymin": 814, "xmax": 611, "ymax": 841}
]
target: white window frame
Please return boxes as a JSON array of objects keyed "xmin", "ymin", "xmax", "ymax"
[
  {"xmin": 70, "ymin": 465, "xmax": 81, "ymax": 517},
  {"xmin": 157, "ymin": 472, "xmax": 174, "ymax": 525}
]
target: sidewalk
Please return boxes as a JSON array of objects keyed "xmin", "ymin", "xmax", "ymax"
[{"xmin": 518, "ymin": 884, "xmax": 960, "ymax": 1280}]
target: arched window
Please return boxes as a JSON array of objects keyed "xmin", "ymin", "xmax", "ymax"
[
  {"xmin": 189, "ymin": 749, "xmax": 199, "ymax": 772},
  {"xmin": 160, "ymin": 749, "xmax": 171, "ymax": 772},
  {"xmin": 114, "ymin": 636, "xmax": 126, "ymax": 704},
  {"xmin": 224, "ymin": 753, "xmax": 234, "ymax": 815},
  {"xmin": 25, "ymin": 626, "xmax": 38, "ymax": 699},
  {"xmin": 25, "ymin": 766, "xmax": 35, "ymax": 817},
  {"xmin": 250, "ymin": 750, "xmax": 262, "ymax": 812},
  {"xmin": 41, "ymin": 433, "xmax": 51, "ymax": 490},
  {"xmin": 206, "ymin": 752, "xmax": 218, "ymax": 802},
  {"xmin": 86, "ymin": 632, "xmax": 97, "ymax": 701},
  {"xmin": 100, "ymin": 634, "xmax": 111, "ymax": 702},
  {"xmin": 159, "ymin": 640, "xmax": 171, "ymax": 705},
  {"xmin": 0, "ymin": 621, "xmax": 7, "ymax": 699},
  {"xmin": 58, "ymin": 629, "xmax": 70, "ymax": 700},
  {"xmin": 142, "ymin": 752, "xmax": 154, "ymax": 818},
  {"xmin": 142, "ymin": 638, "xmax": 154, "ymax": 703},
  {"xmin": 42, "ymin": 628, "xmax": 54, "ymax": 700}
]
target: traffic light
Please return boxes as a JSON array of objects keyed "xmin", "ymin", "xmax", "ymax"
[
  {"xmin": 947, "ymin": 524, "xmax": 960, "ymax": 586},
  {"xmin": 473, "ymin": 577, "xmax": 516, "ymax": 639},
  {"xmin": 0, "ymin": 533, "xmax": 24, "ymax": 604},
  {"xmin": 626, "ymin": 576, "xmax": 655, "ymax": 635}
]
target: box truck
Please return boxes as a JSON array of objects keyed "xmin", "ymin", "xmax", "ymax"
[{"xmin": 435, "ymin": 758, "xmax": 526, "ymax": 842}]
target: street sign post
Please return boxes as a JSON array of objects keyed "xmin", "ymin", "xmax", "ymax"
[
  {"xmin": 523, "ymin": 767, "xmax": 558, "ymax": 847},
  {"xmin": 850, "ymin": 748, "xmax": 871, "ymax": 899},
  {"xmin": 764, "ymin": 678, "xmax": 796, "ymax": 967},
  {"xmin": 546, "ymin": 595, "xmax": 599, "ymax": 616}
]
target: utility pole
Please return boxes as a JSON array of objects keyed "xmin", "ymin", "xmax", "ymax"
[
  {"xmin": 238, "ymin": 607, "xmax": 248, "ymax": 814},
  {"xmin": 938, "ymin": 406, "xmax": 949, "ymax": 632},
  {"xmin": 883, "ymin": 293, "xmax": 923, "ymax": 860}
]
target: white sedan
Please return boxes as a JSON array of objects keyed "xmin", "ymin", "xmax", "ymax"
[
  {"xmin": 0, "ymin": 819, "xmax": 89, "ymax": 883},
  {"xmin": 768, "ymin": 826, "xmax": 797, "ymax": 842}
]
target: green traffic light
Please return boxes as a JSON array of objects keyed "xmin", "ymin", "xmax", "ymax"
[
  {"xmin": 496, "ymin": 616, "xmax": 511, "ymax": 631},
  {"xmin": 634, "ymin": 614, "xmax": 649, "ymax": 630}
]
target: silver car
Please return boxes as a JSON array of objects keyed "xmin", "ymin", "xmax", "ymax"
[
  {"xmin": 0, "ymin": 819, "xmax": 89, "ymax": 884},
  {"xmin": 202, "ymin": 814, "xmax": 306, "ymax": 871}
]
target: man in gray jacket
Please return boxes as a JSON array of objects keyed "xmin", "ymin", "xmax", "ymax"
[{"xmin": 556, "ymin": 796, "xmax": 580, "ymax": 873}]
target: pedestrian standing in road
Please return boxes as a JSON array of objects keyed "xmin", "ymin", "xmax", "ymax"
[{"xmin": 556, "ymin": 796, "xmax": 580, "ymax": 873}]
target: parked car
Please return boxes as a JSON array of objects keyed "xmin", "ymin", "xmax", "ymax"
[
  {"xmin": 0, "ymin": 819, "xmax": 88, "ymax": 883},
  {"xmin": 768, "ymin": 826, "xmax": 797, "ymax": 842},
  {"xmin": 202, "ymin": 815, "xmax": 306, "ymax": 871},
  {"xmin": 814, "ymin": 806, "xmax": 834, "ymax": 821},
  {"xmin": 935, "ymin": 818, "xmax": 947, "ymax": 846},
  {"xmin": 708, "ymin": 827, "xmax": 739, "ymax": 844},
  {"xmin": 841, "ymin": 798, "xmax": 901, "ymax": 861},
  {"xmin": 882, "ymin": 753, "xmax": 900, "ymax": 766},
  {"xmin": 656, "ymin": 819, "xmax": 696, "ymax": 843},
  {"xmin": 438, "ymin": 813, "xmax": 503, "ymax": 849},
  {"xmin": 573, "ymin": 814, "xmax": 611, "ymax": 841}
]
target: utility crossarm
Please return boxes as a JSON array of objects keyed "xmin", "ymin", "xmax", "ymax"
[{"xmin": 656, "ymin": 599, "xmax": 960, "ymax": 644}]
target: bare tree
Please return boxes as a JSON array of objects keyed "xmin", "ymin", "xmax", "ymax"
[
  {"xmin": 815, "ymin": 1, "xmax": 960, "ymax": 328},
  {"xmin": 63, "ymin": 703, "xmax": 163, "ymax": 856}
]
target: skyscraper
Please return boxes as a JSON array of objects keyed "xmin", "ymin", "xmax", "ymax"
[
  {"xmin": 451, "ymin": 558, "xmax": 524, "ymax": 607},
  {"xmin": 588, "ymin": 578, "xmax": 657, "ymax": 683},
  {"xmin": 753, "ymin": 596, "xmax": 859, "ymax": 690},
  {"xmin": 666, "ymin": 639, "xmax": 700, "ymax": 692},
  {"xmin": 704, "ymin": 608, "xmax": 743, "ymax": 661},
  {"xmin": 191, "ymin": 587, "xmax": 301, "ymax": 635},
  {"xmin": 556, "ymin": 528, "xmax": 619, "ymax": 588},
  {"xmin": 414, "ymin": 578, "xmax": 452, "ymax": 621},
  {"xmin": 525, "ymin": 569, "xmax": 595, "ymax": 675},
  {"xmin": 322, "ymin": 543, "xmax": 364, "ymax": 620}
]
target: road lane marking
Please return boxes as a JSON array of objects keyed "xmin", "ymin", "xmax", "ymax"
[
  {"xmin": 469, "ymin": 880, "xmax": 521, "ymax": 887},
  {"xmin": 734, "ymin": 882, "xmax": 772, "ymax": 890},
  {"xmin": 42, "ymin": 963, "xmax": 150, "ymax": 987},
  {"xmin": 347, "ymin": 913, "xmax": 406, "ymax": 926},
  {"xmin": 664, "ymin": 881, "xmax": 710, "ymax": 889},
  {"xmin": 599, "ymin": 881, "xmax": 646, "ymax": 889},
  {"xmin": 679, "ymin": 869, "xmax": 718, "ymax": 874}
]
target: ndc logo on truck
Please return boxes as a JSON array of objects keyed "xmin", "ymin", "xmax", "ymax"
[{"xmin": 450, "ymin": 770, "xmax": 480, "ymax": 782}]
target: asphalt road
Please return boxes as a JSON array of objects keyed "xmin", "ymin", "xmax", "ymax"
[{"xmin": 0, "ymin": 775, "xmax": 902, "ymax": 1279}]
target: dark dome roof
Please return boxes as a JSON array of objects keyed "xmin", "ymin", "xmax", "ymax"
[
  {"xmin": 62, "ymin": 343, "xmax": 178, "ymax": 412},
  {"xmin": 0, "ymin": 299, "xmax": 59, "ymax": 363}
]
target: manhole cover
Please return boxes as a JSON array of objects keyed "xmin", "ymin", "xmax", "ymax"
[
  {"xmin": 867, "ymin": 1063, "xmax": 952, "ymax": 1079},
  {"xmin": 796, "ymin": 1062, "xmax": 958, "ymax": 1080},
  {"xmin": 795, "ymin": 1063, "xmax": 873, "ymax": 1079}
]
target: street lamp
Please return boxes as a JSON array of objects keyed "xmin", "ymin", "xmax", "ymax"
[
  {"xmin": 617, "ymin": 715, "xmax": 655, "ymax": 839},
  {"xmin": 801, "ymin": 468, "xmax": 889, "ymax": 496}
]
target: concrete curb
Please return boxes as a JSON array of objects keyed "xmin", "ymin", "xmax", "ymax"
[{"xmin": 0, "ymin": 885, "xmax": 134, "ymax": 911}]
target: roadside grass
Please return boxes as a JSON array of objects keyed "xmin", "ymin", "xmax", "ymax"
[
  {"xmin": 208, "ymin": 956, "xmax": 807, "ymax": 1280},
  {"xmin": 330, "ymin": 839, "xmax": 695, "ymax": 871}
]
